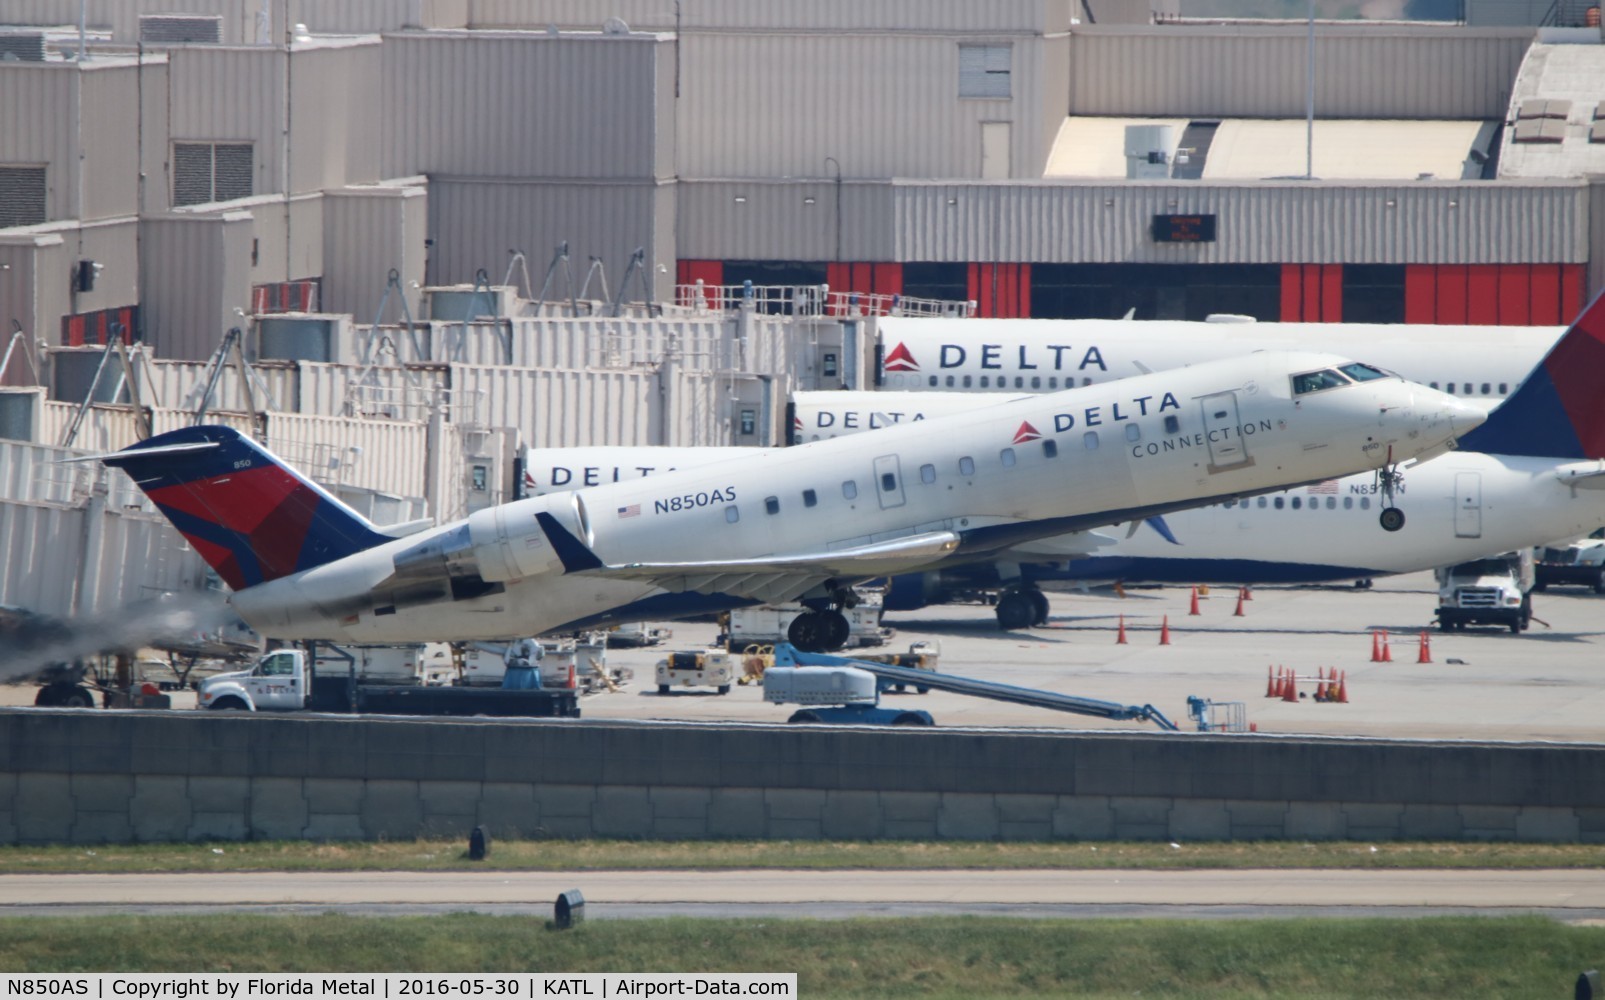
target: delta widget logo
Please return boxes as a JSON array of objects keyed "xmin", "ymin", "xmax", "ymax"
[
  {"xmin": 1012, "ymin": 421, "xmax": 1042, "ymax": 444},
  {"xmin": 883, "ymin": 343, "xmax": 920, "ymax": 372}
]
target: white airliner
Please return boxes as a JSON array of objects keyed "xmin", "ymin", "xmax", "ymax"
[
  {"xmin": 874, "ymin": 315, "xmax": 1563, "ymax": 404},
  {"xmin": 102, "ymin": 351, "xmax": 1479, "ymax": 648},
  {"xmin": 528, "ymin": 293, "xmax": 1605, "ymax": 631}
]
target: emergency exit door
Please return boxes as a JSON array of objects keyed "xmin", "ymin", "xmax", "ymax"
[{"xmin": 1454, "ymin": 471, "xmax": 1482, "ymax": 538}]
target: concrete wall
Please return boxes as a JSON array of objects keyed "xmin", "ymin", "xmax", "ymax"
[{"xmin": 2, "ymin": 711, "xmax": 1601, "ymax": 844}]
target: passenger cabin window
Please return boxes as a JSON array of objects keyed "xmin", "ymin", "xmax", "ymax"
[
  {"xmin": 1292, "ymin": 369, "xmax": 1351, "ymax": 395},
  {"xmin": 979, "ymin": 376, "xmax": 989, "ymax": 388},
  {"xmin": 962, "ymin": 375, "xmax": 972, "ymax": 388},
  {"xmin": 1048, "ymin": 377, "xmax": 1059, "ymax": 389},
  {"xmin": 959, "ymin": 456, "xmax": 975, "ymax": 476},
  {"xmin": 803, "ymin": 489, "xmax": 818, "ymax": 508},
  {"xmin": 1462, "ymin": 383, "xmax": 1471, "ymax": 395},
  {"xmin": 1343, "ymin": 496, "xmax": 1354, "ymax": 509},
  {"xmin": 1164, "ymin": 415, "xmax": 1180, "ymax": 434},
  {"xmin": 1291, "ymin": 497, "xmax": 1302, "ymax": 509},
  {"xmin": 1257, "ymin": 497, "xmax": 1268, "ymax": 508},
  {"xmin": 1274, "ymin": 497, "xmax": 1285, "ymax": 509},
  {"xmin": 1360, "ymin": 497, "xmax": 1371, "ymax": 510},
  {"xmin": 1030, "ymin": 376, "xmax": 1041, "ymax": 389},
  {"xmin": 1082, "ymin": 431, "xmax": 1098, "ymax": 451},
  {"xmin": 1000, "ymin": 448, "xmax": 1017, "ymax": 468},
  {"xmin": 920, "ymin": 463, "xmax": 936, "ymax": 484},
  {"xmin": 1125, "ymin": 423, "xmax": 1141, "ymax": 442},
  {"xmin": 725, "ymin": 506, "xmax": 740, "ymax": 523},
  {"xmin": 842, "ymin": 480, "xmax": 858, "ymax": 500},
  {"xmin": 881, "ymin": 472, "xmax": 897, "ymax": 492},
  {"xmin": 1015, "ymin": 377, "xmax": 1024, "ymax": 388},
  {"xmin": 765, "ymin": 496, "xmax": 780, "ymax": 515},
  {"xmin": 945, "ymin": 375, "xmax": 955, "ymax": 388},
  {"xmin": 928, "ymin": 376, "xmax": 938, "ymax": 387},
  {"xmin": 1481, "ymin": 383, "xmax": 1491, "ymax": 395},
  {"xmin": 1042, "ymin": 440, "xmax": 1058, "ymax": 458},
  {"xmin": 1498, "ymin": 382, "xmax": 1508, "ymax": 394},
  {"xmin": 1326, "ymin": 496, "xmax": 1336, "ymax": 509}
]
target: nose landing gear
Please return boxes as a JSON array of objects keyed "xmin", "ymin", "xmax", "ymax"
[{"xmin": 1376, "ymin": 448, "xmax": 1406, "ymax": 532}]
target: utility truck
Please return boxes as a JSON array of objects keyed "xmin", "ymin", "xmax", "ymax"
[
  {"xmin": 1534, "ymin": 538, "xmax": 1605, "ymax": 593},
  {"xmin": 1435, "ymin": 550, "xmax": 1535, "ymax": 634},
  {"xmin": 198, "ymin": 646, "xmax": 580, "ymax": 716}
]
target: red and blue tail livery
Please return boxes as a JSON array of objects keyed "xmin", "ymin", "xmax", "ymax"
[
  {"xmin": 102, "ymin": 426, "xmax": 390, "ymax": 590},
  {"xmin": 1459, "ymin": 290, "xmax": 1605, "ymax": 461}
]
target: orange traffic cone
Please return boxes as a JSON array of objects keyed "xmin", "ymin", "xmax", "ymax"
[
  {"xmin": 1336, "ymin": 670, "xmax": 1349, "ymax": 704},
  {"xmin": 1116, "ymin": 615, "xmax": 1128, "ymax": 644},
  {"xmin": 1233, "ymin": 591, "xmax": 1246, "ymax": 617},
  {"xmin": 1188, "ymin": 587, "xmax": 1201, "ymax": 616},
  {"xmin": 1159, "ymin": 616, "xmax": 1172, "ymax": 645},
  {"xmin": 567, "ymin": 663, "xmax": 577, "ymax": 689},
  {"xmin": 1282, "ymin": 668, "xmax": 1298, "ymax": 703},
  {"xmin": 1381, "ymin": 630, "xmax": 1393, "ymax": 663},
  {"xmin": 1242, "ymin": 585, "xmax": 1253, "ymax": 601},
  {"xmin": 1265, "ymin": 665, "xmax": 1277, "ymax": 698},
  {"xmin": 1315, "ymin": 668, "xmax": 1329, "ymax": 702},
  {"xmin": 1370, "ymin": 631, "xmax": 1383, "ymax": 662},
  {"xmin": 1417, "ymin": 630, "xmax": 1432, "ymax": 664}
]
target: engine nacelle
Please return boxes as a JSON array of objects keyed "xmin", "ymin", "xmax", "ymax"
[{"xmin": 391, "ymin": 494, "xmax": 585, "ymax": 588}]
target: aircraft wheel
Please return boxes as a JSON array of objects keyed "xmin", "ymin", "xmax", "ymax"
[
  {"xmin": 995, "ymin": 593, "xmax": 1035, "ymax": 631},
  {"xmin": 657, "ymin": 684, "xmax": 670, "ymax": 695},
  {"xmin": 1594, "ymin": 571, "xmax": 1605, "ymax": 595},
  {"xmin": 208, "ymin": 696, "xmax": 248, "ymax": 711},
  {"xmin": 1379, "ymin": 507, "xmax": 1405, "ymax": 532},
  {"xmin": 1438, "ymin": 620, "xmax": 1453, "ymax": 633},
  {"xmin": 788, "ymin": 611, "xmax": 843, "ymax": 652},
  {"xmin": 33, "ymin": 685, "xmax": 59, "ymax": 707},
  {"xmin": 716, "ymin": 684, "xmax": 730, "ymax": 695},
  {"xmin": 891, "ymin": 713, "xmax": 931, "ymax": 727},
  {"xmin": 825, "ymin": 611, "xmax": 851, "ymax": 651},
  {"xmin": 787, "ymin": 710, "xmax": 822, "ymax": 724},
  {"xmin": 60, "ymin": 687, "xmax": 95, "ymax": 709},
  {"xmin": 1027, "ymin": 589, "xmax": 1051, "ymax": 625}
]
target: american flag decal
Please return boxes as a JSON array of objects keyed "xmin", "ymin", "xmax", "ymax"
[
  {"xmin": 1307, "ymin": 480, "xmax": 1339, "ymax": 494},
  {"xmin": 617, "ymin": 504, "xmax": 641, "ymax": 518}
]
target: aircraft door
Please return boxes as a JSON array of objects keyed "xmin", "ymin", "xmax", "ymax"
[
  {"xmin": 1200, "ymin": 391, "xmax": 1252, "ymax": 472},
  {"xmin": 873, "ymin": 454, "xmax": 906, "ymax": 510},
  {"xmin": 1454, "ymin": 471, "xmax": 1482, "ymax": 538}
]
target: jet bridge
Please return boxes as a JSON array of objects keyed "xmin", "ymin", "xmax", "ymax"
[{"xmin": 770, "ymin": 643, "xmax": 1178, "ymax": 731}]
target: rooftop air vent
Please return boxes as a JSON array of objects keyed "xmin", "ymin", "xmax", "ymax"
[
  {"xmin": 0, "ymin": 33, "xmax": 47, "ymax": 62},
  {"xmin": 139, "ymin": 14, "xmax": 223, "ymax": 43}
]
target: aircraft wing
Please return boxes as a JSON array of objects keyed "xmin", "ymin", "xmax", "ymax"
[
  {"xmin": 995, "ymin": 529, "xmax": 1117, "ymax": 560},
  {"xmin": 582, "ymin": 530, "xmax": 961, "ymax": 605}
]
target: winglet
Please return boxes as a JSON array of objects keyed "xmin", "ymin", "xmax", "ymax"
[
  {"xmin": 536, "ymin": 512, "xmax": 604, "ymax": 573},
  {"xmin": 1458, "ymin": 290, "xmax": 1605, "ymax": 460}
]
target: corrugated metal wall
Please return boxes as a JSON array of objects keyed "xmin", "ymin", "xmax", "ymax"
[
  {"xmin": 79, "ymin": 63, "xmax": 142, "ymax": 221},
  {"xmin": 1066, "ymin": 26, "xmax": 1533, "ymax": 120},
  {"xmin": 321, "ymin": 182, "xmax": 429, "ymax": 325},
  {"xmin": 0, "ymin": 64, "xmax": 77, "ymax": 224},
  {"xmin": 139, "ymin": 212, "xmax": 255, "ymax": 360},
  {"xmin": 451, "ymin": 365, "xmax": 658, "ymax": 447},
  {"xmin": 0, "ymin": 0, "xmax": 466, "ymax": 44},
  {"xmin": 265, "ymin": 411, "xmax": 431, "ymax": 498},
  {"xmin": 887, "ymin": 180, "xmax": 1590, "ymax": 265},
  {"xmin": 678, "ymin": 178, "xmax": 1591, "ymax": 266},
  {"xmin": 468, "ymin": 0, "xmax": 1062, "ymax": 32},
  {"xmin": 379, "ymin": 32, "xmax": 670, "ymax": 180},
  {"xmin": 676, "ymin": 32, "xmax": 1049, "ymax": 181},
  {"xmin": 426, "ymin": 179, "xmax": 673, "ymax": 296},
  {"xmin": 0, "ymin": 497, "xmax": 209, "ymax": 617}
]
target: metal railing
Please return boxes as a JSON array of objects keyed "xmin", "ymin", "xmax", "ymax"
[{"xmin": 674, "ymin": 282, "xmax": 975, "ymax": 319}]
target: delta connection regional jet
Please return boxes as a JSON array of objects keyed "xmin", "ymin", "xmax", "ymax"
[{"xmin": 98, "ymin": 349, "xmax": 1483, "ymax": 646}]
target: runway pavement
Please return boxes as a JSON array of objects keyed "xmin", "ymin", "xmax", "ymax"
[{"xmin": 5, "ymin": 868, "xmax": 1605, "ymax": 921}]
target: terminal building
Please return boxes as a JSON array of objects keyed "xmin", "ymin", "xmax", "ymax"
[{"xmin": 2, "ymin": 0, "xmax": 1604, "ymax": 618}]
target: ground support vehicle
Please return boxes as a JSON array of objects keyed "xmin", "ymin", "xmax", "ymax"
[
  {"xmin": 605, "ymin": 622, "xmax": 673, "ymax": 647},
  {"xmin": 199, "ymin": 646, "xmax": 580, "ymax": 717},
  {"xmin": 766, "ymin": 643, "xmax": 1177, "ymax": 729},
  {"xmin": 724, "ymin": 590, "xmax": 892, "ymax": 652},
  {"xmin": 457, "ymin": 637, "xmax": 617, "ymax": 693},
  {"xmin": 655, "ymin": 648, "xmax": 736, "ymax": 694},
  {"xmin": 1535, "ymin": 539, "xmax": 1605, "ymax": 593},
  {"xmin": 1435, "ymin": 550, "xmax": 1535, "ymax": 634}
]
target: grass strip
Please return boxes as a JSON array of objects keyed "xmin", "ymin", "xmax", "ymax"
[
  {"xmin": 1, "ymin": 838, "xmax": 1602, "ymax": 874},
  {"xmin": 1, "ymin": 913, "xmax": 1601, "ymax": 998}
]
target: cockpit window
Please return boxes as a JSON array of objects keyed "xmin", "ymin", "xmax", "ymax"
[
  {"xmin": 1291, "ymin": 369, "xmax": 1352, "ymax": 395},
  {"xmin": 1338, "ymin": 362, "xmax": 1390, "ymax": 382}
]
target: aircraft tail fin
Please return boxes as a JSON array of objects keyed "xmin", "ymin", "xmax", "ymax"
[
  {"xmin": 100, "ymin": 425, "xmax": 391, "ymax": 590},
  {"xmin": 1457, "ymin": 290, "xmax": 1605, "ymax": 460}
]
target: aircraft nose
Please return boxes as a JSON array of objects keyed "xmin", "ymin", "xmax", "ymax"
[{"xmin": 1436, "ymin": 393, "xmax": 1489, "ymax": 434}]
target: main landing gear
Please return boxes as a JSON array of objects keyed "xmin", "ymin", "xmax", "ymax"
[
  {"xmin": 1376, "ymin": 448, "xmax": 1406, "ymax": 532},
  {"xmin": 788, "ymin": 588, "xmax": 857, "ymax": 652},
  {"xmin": 995, "ymin": 586, "xmax": 1050, "ymax": 631}
]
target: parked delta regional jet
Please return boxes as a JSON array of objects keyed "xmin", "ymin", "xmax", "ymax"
[
  {"xmin": 874, "ymin": 315, "xmax": 1563, "ymax": 405},
  {"xmin": 100, "ymin": 351, "xmax": 1479, "ymax": 648},
  {"xmin": 527, "ymin": 292, "xmax": 1605, "ymax": 631}
]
